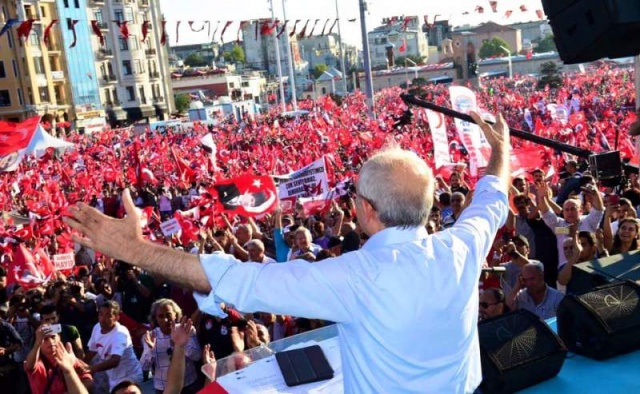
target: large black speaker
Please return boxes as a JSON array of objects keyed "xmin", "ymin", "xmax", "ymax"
[
  {"xmin": 589, "ymin": 151, "xmax": 622, "ymax": 186},
  {"xmin": 557, "ymin": 282, "xmax": 640, "ymax": 359},
  {"xmin": 478, "ymin": 309, "xmax": 567, "ymax": 394},
  {"xmin": 568, "ymin": 251, "xmax": 640, "ymax": 295},
  {"xmin": 541, "ymin": 0, "xmax": 640, "ymax": 64}
]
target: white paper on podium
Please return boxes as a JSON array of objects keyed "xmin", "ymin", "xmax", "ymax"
[{"xmin": 215, "ymin": 337, "xmax": 343, "ymax": 393}]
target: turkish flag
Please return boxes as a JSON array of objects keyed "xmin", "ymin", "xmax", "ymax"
[
  {"xmin": 211, "ymin": 175, "xmax": 277, "ymax": 217},
  {"xmin": 7, "ymin": 244, "xmax": 53, "ymax": 290},
  {"xmin": 398, "ymin": 39, "xmax": 406, "ymax": 53},
  {"xmin": 0, "ymin": 116, "xmax": 39, "ymax": 172}
]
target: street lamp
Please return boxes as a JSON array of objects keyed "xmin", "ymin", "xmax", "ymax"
[
  {"xmin": 405, "ymin": 57, "xmax": 419, "ymax": 81},
  {"xmin": 500, "ymin": 45, "xmax": 513, "ymax": 79}
]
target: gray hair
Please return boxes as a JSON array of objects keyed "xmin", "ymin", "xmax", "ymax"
[
  {"xmin": 294, "ymin": 227, "xmax": 313, "ymax": 243},
  {"xmin": 149, "ymin": 298, "xmax": 183, "ymax": 326},
  {"xmin": 246, "ymin": 239, "xmax": 265, "ymax": 252},
  {"xmin": 236, "ymin": 224, "xmax": 253, "ymax": 237},
  {"xmin": 357, "ymin": 146, "xmax": 434, "ymax": 227}
]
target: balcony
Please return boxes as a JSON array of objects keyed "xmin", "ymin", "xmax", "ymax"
[
  {"xmin": 96, "ymin": 22, "xmax": 108, "ymax": 30},
  {"xmin": 89, "ymin": 0, "xmax": 105, "ymax": 5},
  {"xmin": 149, "ymin": 71, "xmax": 160, "ymax": 79},
  {"xmin": 46, "ymin": 44, "xmax": 61, "ymax": 53},
  {"xmin": 97, "ymin": 48, "xmax": 113, "ymax": 58},
  {"xmin": 104, "ymin": 100, "xmax": 121, "ymax": 107},
  {"xmin": 140, "ymin": 0, "xmax": 149, "ymax": 7},
  {"xmin": 103, "ymin": 74, "xmax": 117, "ymax": 84},
  {"xmin": 145, "ymin": 48, "xmax": 157, "ymax": 56},
  {"xmin": 153, "ymin": 96, "xmax": 165, "ymax": 103},
  {"xmin": 51, "ymin": 71, "xmax": 65, "ymax": 81}
]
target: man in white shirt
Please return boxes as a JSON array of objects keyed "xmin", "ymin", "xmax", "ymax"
[
  {"xmin": 66, "ymin": 111, "xmax": 511, "ymax": 393},
  {"xmin": 86, "ymin": 300, "xmax": 143, "ymax": 392}
]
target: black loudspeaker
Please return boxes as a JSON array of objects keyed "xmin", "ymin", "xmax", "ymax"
[
  {"xmin": 541, "ymin": 0, "xmax": 640, "ymax": 64},
  {"xmin": 478, "ymin": 309, "xmax": 567, "ymax": 394},
  {"xmin": 568, "ymin": 251, "xmax": 640, "ymax": 295},
  {"xmin": 557, "ymin": 282, "xmax": 640, "ymax": 359}
]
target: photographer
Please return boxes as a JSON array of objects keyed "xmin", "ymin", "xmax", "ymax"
[
  {"xmin": 57, "ymin": 280, "xmax": 97, "ymax": 347},
  {"xmin": 114, "ymin": 263, "xmax": 153, "ymax": 324}
]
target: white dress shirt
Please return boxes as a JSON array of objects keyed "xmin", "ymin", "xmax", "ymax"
[{"xmin": 194, "ymin": 176, "xmax": 507, "ymax": 393}]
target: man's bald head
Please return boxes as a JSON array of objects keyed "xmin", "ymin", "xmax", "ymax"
[{"xmin": 357, "ymin": 146, "xmax": 434, "ymax": 229}]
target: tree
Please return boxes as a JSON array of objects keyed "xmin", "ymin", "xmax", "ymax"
[
  {"xmin": 222, "ymin": 45, "xmax": 245, "ymax": 64},
  {"xmin": 183, "ymin": 53, "xmax": 207, "ymax": 67},
  {"xmin": 174, "ymin": 94, "xmax": 190, "ymax": 113},
  {"xmin": 395, "ymin": 54, "xmax": 425, "ymax": 66},
  {"xmin": 537, "ymin": 61, "xmax": 564, "ymax": 89},
  {"xmin": 312, "ymin": 64, "xmax": 329, "ymax": 79},
  {"xmin": 478, "ymin": 37, "xmax": 511, "ymax": 59},
  {"xmin": 536, "ymin": 34, "xmax": 557, "ymax": 53}
]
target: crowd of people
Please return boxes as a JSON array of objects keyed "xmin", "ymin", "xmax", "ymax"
[{"xmin": 0, "ymin": 62, "xmax": 639, "ymax": 393}]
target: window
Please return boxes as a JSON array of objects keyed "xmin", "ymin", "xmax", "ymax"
[
  {"xmin": 12, "ymin": 60, "xmax": 18, "ymax": 77},
  {"xmin": 40, "ymin": 6, "xmax": 46, "ymax": 18},
  {"xmin": 119, "ymin": 38, "xmax": 128, "ymax": 51},
  {"xmin": 139, "ymin": 87, "xmax": 146, "ymax": 104},
  {"xmin": 95, "ymin": 10, "xmax": 103, "ymax": 23},
  {"xmin": 29, "ymin": 32, "xmax": 38, "ymax": 45},
  {"xmin": 17, "ymin": 88, "xmax": 23, "ymax": 106},
  {"xmin": 34, "ymin": 57, "xmax": 45, "ymax": 74},
  {"xmin": 112, "ymin": 89, "xmax": 119, "ymax": 103},
  {"xmin": 126, "ymin": 86, "xmax": 135, "ymax": 101},
  {"xmin": 122, "ymin": 60, "xmax": 132, "ymax": 75},
  {"xmin": 115, "ymin": 10, "xmax": 124, "ymax": 22},
  {"xmin": 7, "ymin": 30, "xmax": 13, "ymax": 48},
  {"xmin": 39, "ymin": 87, "xmax": 50, "ymax": 102},
  {"xmin": 0, "ymin": 61, "xmax": 5, "ymax": 78},
  {"xmin": 63, "ymin": 0, "xmax": 69, "ymax": 8},
  {"xmin": 124, "ymin": 8, "xmax": 134, "ymax": 23},
  {"xmin": 104, "ymin": 89, "xmax": 111, "ymax": 103},
  {"xmin": 134, "ymin": 59, "xmax": 143, "ymax": 74},
  {"xmin": 129, "ymin": 35, "xmax": 139, "ymax": 50},
  {"xmin": 0, "ymin": 90, "xmax": 10, "ymax": 107},
  {"xmin": 74, "ymin": 0, "xmax": 79, "ymax": 8},
  {"xmin": 27, "ymin": 87, "xmax": 33, "ymax": 103}
]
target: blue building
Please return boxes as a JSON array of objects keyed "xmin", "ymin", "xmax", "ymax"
[{"xmin": 55, "ymin": 0, "xmax": 101, "ymax": 113}]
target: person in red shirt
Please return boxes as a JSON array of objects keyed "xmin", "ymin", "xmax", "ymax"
[{"xmin": 24, "ymin": 324, "xmax": 93, "ymax": 394}]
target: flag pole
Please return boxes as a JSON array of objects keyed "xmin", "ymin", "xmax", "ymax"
[
  {"xmin": 334, "ymin": 0, "xmax": 348, "ymax": 95},
  {"xmin": 358, "ymin": 0, "xmax": 375, "ymax": 119},
  {"xmin": 269, "ymin": 0, "xmax": 287, "ymax": 113},
  {"xmin": 281, "ymin": 0, "xmax": 298, "ymax": 112}
]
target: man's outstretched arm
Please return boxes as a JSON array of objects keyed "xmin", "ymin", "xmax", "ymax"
[{"xmin": 64, "ymin": 189, "xmax": 211, "ymax": 293}]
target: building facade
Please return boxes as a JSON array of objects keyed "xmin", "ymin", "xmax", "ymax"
[
  {"xmin": 0, "ymin": 0, "xmax": 73, "ymax": 122},
  {"xmin": 242, "ymin": 19, "xmax": 309, "ymax": 79},
  {"xmin": 368, "ymin": 16, "xmax": 430, "ymax": 69},
  {"xmin": 87, "ymin": 0, "xmax": 174, "ymax": 126}
]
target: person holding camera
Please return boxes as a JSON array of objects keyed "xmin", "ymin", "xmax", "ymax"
[
  {"xmin": 57, "ymin": 280, "xmax": 98, "ymax": 348},
  {"xmin": 114, "ymin": 263, "xmax": 153, "ymax": 324},
  {"xmin": 40, "ymin": 303, "xmax": 85, "ymax": 360},
  {"xmin": 24, "ymin": 323, "xmax": 92, "ymax": 393}
]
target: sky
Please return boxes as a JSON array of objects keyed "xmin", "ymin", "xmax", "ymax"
[{"xmin": 158, "ymin": 0, "xmax": 546, "ymax": 48}]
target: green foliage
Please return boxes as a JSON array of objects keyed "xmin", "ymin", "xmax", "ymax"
[
  {"xmin": 183, "ymin": 53, "xmax": 207, "ymax": 67},
  {"xmin": 537, "ymin": 61, "xmax": 564, "ymax": 89},
  {"xmin": 395, "ymin": 55, "xmax": 424, "ymax": 66},
  {"xmin": 478, "ymin": 37, "xmax": 511, "ymax": 59},
  {"xmin": 536, "ymin": 34, "xmax": 557, "ymax": 53},
  {"xmin": 174, "ymin": 94, "xmax": 191, "ymax": 113},
  {"xmin": 312, "ymin": 64, "xmax": 329, "ymax": 79},
  {"xmin": 223, "ymin": 45, "xmax": 245, "ymax": 64}
]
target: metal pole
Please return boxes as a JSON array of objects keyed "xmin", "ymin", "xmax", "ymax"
[
  {"xmin": 501, "ymin": 46, "xmax": 512, "ymax": 79},
  {"xmin": 406, "ymin": 58, "xmax": 418, "ymax": 82},
  {"xmin": 269, "ymin": 0, "xmax": 286, "ymax": 112},
  {"xmin": 358, "ymin": 0, "xmax": 375, "ymax": 118},
  {"xmin": 636, "ymin": 55, "xmax": 640, "ymax": 111},
  {"xmin": 335, "ymin": 0, "xmax": 348, "ymax": 94},
  {"xmin": 281, "ymin": 0, "xmax": 298, "ymax": 111}
]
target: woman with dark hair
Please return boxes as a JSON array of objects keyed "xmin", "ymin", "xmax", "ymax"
[
  {"xmin": 607, "ymin": 218, "xmax": 640, "ymax": 255},
  {"xmin": 478, "ymin": 288, "xmax": 510, "ymax": 322}
]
